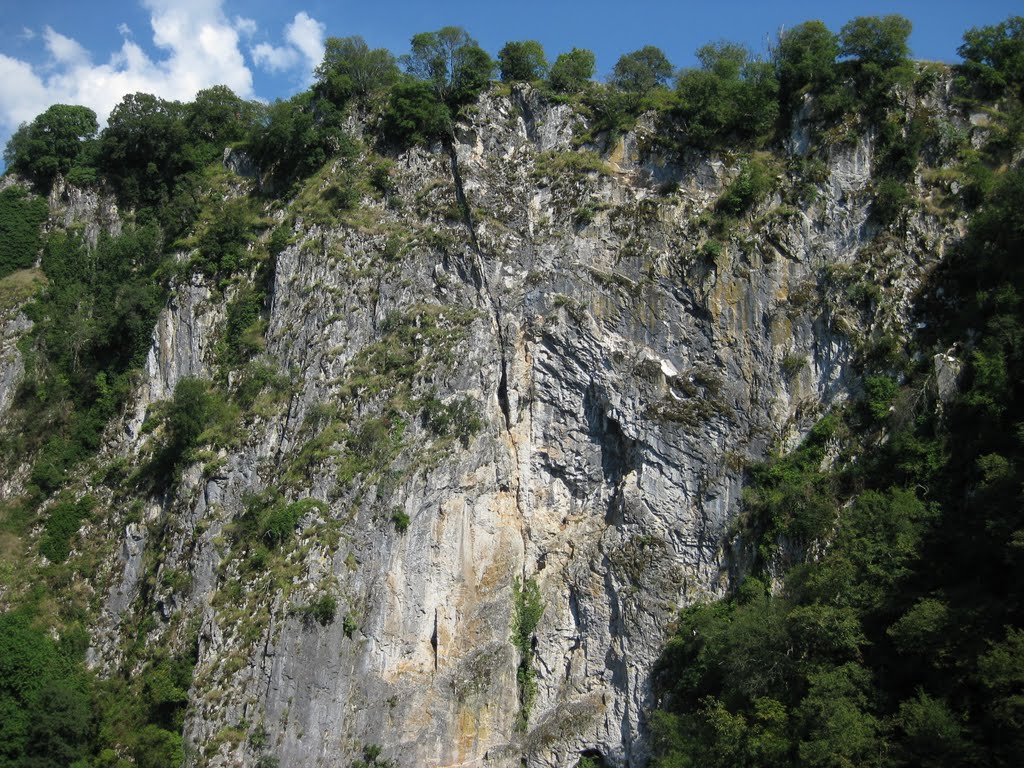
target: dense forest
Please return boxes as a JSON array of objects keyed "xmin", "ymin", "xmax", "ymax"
[{"xmin": 0, "ymin": 12, "xmax": 1022, "ymax": 768}]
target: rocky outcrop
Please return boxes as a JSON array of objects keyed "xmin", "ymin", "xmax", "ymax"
[{"xmin": 83, "ymin": 84, "xmax": 963, "ymax": 767}]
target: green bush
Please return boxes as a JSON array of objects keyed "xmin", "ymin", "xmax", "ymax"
[
  {"xmin": 38, "ymin": 494, "xmax": 95, "ymax": 563},
  {"xmin": 511, "ymin": 578, "xmax": 544, "ymax": 727},
  {"xmin": 315, "ymin": 36, "xmax": 399, "ymax": 105},
  {"xmin": 381, "ymin": 80, "xmax": 452, "ymax": 147},
  {"xmin": 610, "ymin": 46, "xmax": 673, "ymax": 94},
  {"xmin": 673, "ymin": 43, "xmax": 779, "ymax": 149},
  {"xmin": 548, "ymin": 48, "xmax": 596, "ymax": 93},
  {"xmin": 260, "ymin": 498, "xmax": 324, "ymax": 546},
  {"xmin": 247, "ymin": 93, "xmax": 354, "ymax": 187},
  {"xmin": 391, "ymin": 508, "xmax": 410, "ymax": 533},
  {"xmin": 222, "ymin": 287, "xmax": 266, "ymax": 367},
  {"xmin": 422, "ymin": 395, "xmax": 483, "ymax": 440},
  {"xmin": 148, "ymin": 378, "xmax": 236, "ymax": 483},
  {"xmin": 308, "ymin": 595, "xmax": 337, "ymax": 627},
  {"xmin": 957, "ymin": 16, "xmax": 1024, "ymax": 100},
  {"xmin": 872, "ymin": 178, "xmax": 912, "ymax": 225},
  {"xmin": 498, "ymin": 40, "xmax": 548, "ymax": 82},
  {"xmin": 0, "ymin": 187, "xmax": 49, "ymax": 278},
  {"xmin": 3, "ymin": 104, "xmax": 98, "ymax": 190},
  {"xmin": 838, "ymin": 15, "xmax": 915, "ymax": 118},
  {"xmin": 716, "ymin": 156, "xmax": 777, "ymax": 217},
  {"xmin": 774, "ymin": 21, "xmax": 840, "ymax": 114},
  {"xmin": 400, "ymin": 26, "xmax": 494, "ymax": 109}
]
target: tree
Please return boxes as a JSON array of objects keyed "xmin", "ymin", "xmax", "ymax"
[
  {"xmin": 401, "ymin": 27, "xmax": 494, "ymax": 108},
  {"xmin": 774, "ymin": 21, "xmax": 840, "ymax": 112},
  {"xmin": 23, "ymin": 680, "xmax": 93, "ymax": 768},
  {"xmin": 0, "ymin": 187, "xmax": 49, "ymax": 278},
  {"xmin": 697, "ymin": 41, "xmax": 750, "ymax": 80},
  {"xmin": 248, "ymin": 92, "xmax": 353, "ymax": 184},
  {"xmin": 839, "ymin": 15, "xmax": 913, "ymax": 68},
  {"xmin": 498, "ymin": 40, "xmax": 548, "ymax": 82},
  {"xmin": 958, "ymin": 16, "xmax": 1024, "ymax": 99},
  {"xmin": 185, "ymin": 85, "xmax": 259, "ymax": 147},
  {"xmin": 610, "ymin": 45, "xmax": 673, "ymax": 94},
  {"xmin": 838, "ymin": 15, "xmax": 914, "ymax": 113},
  {"xmin": 315, "ymin": 36, "xmax": 399, "ymax": 104},
  {"xmin": 674, "ymin": 42, "xmax": 778, "ymax": 148},
  {"xmin": 548, "ymin": 48, "xmax": 596, "ymax": 93},
  {"xmin": 3, "ymin": 104, "xmax": 98, "ymax": 189},
  {"xmin": 381, "ymin": 79, "xmax": 452, "ymax": 146},
  {"xmin": 99, "ymin": 92, "xmax": 189, "ymax": 207}
]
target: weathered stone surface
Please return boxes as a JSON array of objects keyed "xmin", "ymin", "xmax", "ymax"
[{"xmin": 79, "ymin": 83, "xmax": 965, "ymax": 767}]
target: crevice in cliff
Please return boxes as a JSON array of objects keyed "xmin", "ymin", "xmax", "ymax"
[
  {"xmin": 584, "ymin": 383, "xmax": 640, "ymax": 487},
  {"xmin": 431, "ymin": 608, "xmax": 438, "ymax": 672},
  {"xmin": 444, "ymin": 135, "xmax": 514, "ymax": 436},
  {"xmin": 444, "ymin": 137, "xmax": 484, "ymax": 292},
  {"xmin": 497, "ymin": 365, "xmax": 512, "ymax": 431}
]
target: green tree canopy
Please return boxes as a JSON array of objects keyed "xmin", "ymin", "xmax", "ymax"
[
  {"xmin": 548, "ymin": 48, "xmax": 596, "ymax": 93},
  {"xmin": 315, "ymin": 35, "xmax": 400, "ymax": 104},
  {"xmin": 401, "ymin": 26, "xmax": 494, "ymax": 108},
  {"xmin": 381, "ymin": 79, "xmax": 452, "ymax": 147},
  {"xmin": 774, "ymin": 21, "xmax": 840, "ymax": 111},
  {"xmin": 248, "ymin": 92, "xmax": 352, "ymax": 185},
  {"xmin": 839, "ymin": 14, "xmax": 913, "ymax": 68},
  {"xmin": 0, "ymin": 187, "xmax": 49, "ymax": 278},
  {"xmin": 498, "ymin": 40, "xmax": 549, "ymax": 82},
  {"xmin": 674, "ymin": 42, "xmax": 778, "ymax": 148},
  {"xmin": 99, "ymin": 92, "xmax": 189, "ymax": 208},
  {"xmin": 610, "ymin": 45, "xmax": 674, "ymax": 94},
  {"xmin": 958, "ymin": 16, "xmax": 1024, "ymax": 99},
  {"xmin": 185, "ymin": 85, "xmax": 260, "ymax": 148},
  {"xmin": 838, "ymin": 15, "xmax": 914, "ymax": 114},
  {"xmin": 3, "ymin": 104, "xmax": 98, "ymax": 190}
]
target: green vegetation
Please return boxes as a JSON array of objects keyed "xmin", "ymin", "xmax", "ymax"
[
  {"xmin": 381, "ymin": 80, "xmax": 453, "ymax": 146},
  {"xmin": 0, "ymin": 187, "xmax": 48, "ymax": 278},
  {"xmin": 498, "ymin": 40, "xmax": 549, "ymax": 83},
  {"xmin": 3, "ymin": 104, "xmax": 99, "ymax": 190},
  {"xmin": 315, "ymin": 36, "xmax": 399, "ymax": 106},
  {"xmin": 511, "ymin": 577, "xmax": 544, "ymax": 729},
  {"xmin": 610, "ymin": 46, "xmax": 674, "ymax": 95},
  {"xmin": 248, "ymin": 91, "xmax": 352, "ymax": 189},
  {"xmin": 957, "ymin": 16, "xmax": 1024, "ymax": 99},
  {"xmin": 0, "ymin": 602, "xmax": 196, "ymax": 768},
  {"xmin": 0, "ymin": 13, "xmax": 1022, "ymax": 768},
  {"xmin": 774, "ymin": 21, "xmax": 841, "ymax": 115},
  {"xmin": 391, "ymin": 508, "xmax": 411, "ymax": 533},
  {"xmin": 351, "ymin": 743, "xmax": 397, "ymax": 768},
  {"xmin": 673, "ymin": 41, "xmax": 779, "ymax": 150},
  {"xmin": 548, "ymin": 48, "xmax": 597, "ymax": 94},
  {"xmin": 298, "ymin": 594, "xmax": 337, "ymax": 627},
  {"xmin": 651, "ymin": 41, "xmax": 1024, "ymax": 762},
  {"xmin": 716, "ymin": 155, "xmax": 778, "ymax": 217},
  {"xmin": 148, "ymin": 377, "xmax": 237, "ymax": 483},
  {"xmin": 6, "ymin": 225, "xmax": 167, "ymax": 496},
  {"xmin": 39, "ymin": 493, "xmax": 95, "ymax": 563}
]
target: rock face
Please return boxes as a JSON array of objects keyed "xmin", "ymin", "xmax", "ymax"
[{"xmin": 68, "ymin": 85, "xmax": 960, "ymax": 767}]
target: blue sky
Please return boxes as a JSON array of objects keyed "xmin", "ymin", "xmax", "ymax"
[{"xmin": 0, "ymin": 0, "xmax": 1020, "ymax": 152}]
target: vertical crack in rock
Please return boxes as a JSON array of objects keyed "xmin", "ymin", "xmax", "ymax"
[{"xmin": 431, "ymin": 608, "xmax": 439, "ymax": 672}]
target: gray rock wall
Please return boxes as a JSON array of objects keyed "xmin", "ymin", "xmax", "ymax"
[{"xmin": 79, "ymin": 84, "xmax": 962, "ymax": 767}]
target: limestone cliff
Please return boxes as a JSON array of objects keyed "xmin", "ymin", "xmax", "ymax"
[{"xmin": 0, "ymin": 82, "xmax": 966, "ymax": 768}]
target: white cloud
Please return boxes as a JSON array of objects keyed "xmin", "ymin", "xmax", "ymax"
[
  {"xmin": 44, "ymin": 27, "xmax": 91, "ymax": 67},
  {"xmin": 234, "ymin": 17, "xmax": 258, "ymax": 38},
  {"xmin": 285, "ymin": 12, "xmax": 325, "ymax": 72},
  {"xmin": 252, "ymin": 42, "xmax": 299, "ymax": 73},
  {"xmin": 0, "ymin": 0, "xmax": 330, "ymax": 140},
  {"xmin": 251, "ymin": 12, "xmax": 325, "ymax": 82}
]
